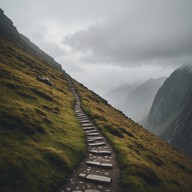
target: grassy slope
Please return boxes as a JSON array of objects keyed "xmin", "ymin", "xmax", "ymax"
[
  {"xmin": 0, "ymin": 38, "xmax": 86, "ymax": 192},
  {"xmin": 74, "ymin": 81, "xmax": 192, "ymax": 192}
]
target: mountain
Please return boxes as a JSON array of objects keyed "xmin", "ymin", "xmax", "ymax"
[
  {"xmin": 106, "ymin": 78, "xmax": 166, "ymax": 122},
  {"xmin": 1, "ymin": 8, "xmax": 192, "ymax": 192},
  {"xmin": 123, "ymin": 77, "xmax": 166, "ymax": 122},
  {"xmin": 0, "ymin": 8, "xmax": 62, "ymax": 71},
  {"xmin": 105, "ymin": 83, "xmax": 137, "ymax": 109},
  {"xmin": 144, "ymin": 65, "xmax": 192, "ymax": 155}
]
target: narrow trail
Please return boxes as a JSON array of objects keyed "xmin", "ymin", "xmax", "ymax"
[{"xmin": 59, "ymin": 78, "xmax": 122, "ymax": 192}]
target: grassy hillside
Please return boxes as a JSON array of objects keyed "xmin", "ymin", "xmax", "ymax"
[
  {"xmin": 74, "ymin": 81, "xmax": 192, "ymax": 192},
  {"xmin": 0, "ymin": 38, "xmax": 86, "ymax": 192},
  {"xmin": 1, "ymin": 34, "xmax": 192, "ymax": 192}
]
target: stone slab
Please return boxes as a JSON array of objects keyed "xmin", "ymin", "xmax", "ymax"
[
  {"xmin": 88, "ymin": 142, "xmax": 106, "ymax": 146},
  {"xmin": 86, "ymin": 161, "xmax": 113, "ymax": 168},
  {"xmin": 77, "ymin": 116, "xmax": 87, "ymax": 119},
  {"xmin": 89, "ymin": 150, "xmax": 111, "ymax": 155},
  {"xmin": 79, "ymin": 173, "xmax": 86, "ymax": 178},
  {"xmin": 86, "ymin": 161, "xmax": 100, "ymax": 166},
  {"xmin": 86, "ymin": 174, "xmax": 111, "ymax": 184},
  {"xmin": 80, "ymin": 120, "xmax": 91, "ymax": 123},
  {"xmin": 100, "ymin": 163, "xmax": 113, "ymax": 168},
  {"xmin": 85, "ymin": 130, "xmax": 97, "ymax": 133},
  {"xmin": 76, "ymin": 112, "xmax": 85, "ymax": 114},
  {"xmin": 83, "ymin": 127, "xmax": 95, "ymax": 131},
  {"xmin": 87, "ymin": 137, "xmax": 103, "ymax": 141},
  {"xmin": 81, "ymin": 123, "xmax": 93, "ymax": 127}
]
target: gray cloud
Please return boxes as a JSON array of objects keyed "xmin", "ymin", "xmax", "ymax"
[
  {"xmin": 1, "ymin": 0, "xmax": 191, "ymax": 96},
  {"xmin": 63, "ymin": 0, "xmax": 192, "ymax": 67}
]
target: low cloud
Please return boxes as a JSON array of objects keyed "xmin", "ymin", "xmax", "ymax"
[{"xmin": 63, "ymin": 0, "xmax": 192, "ymax": 67}]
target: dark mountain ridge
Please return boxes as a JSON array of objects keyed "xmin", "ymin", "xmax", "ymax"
[
  {"xmin": 0, "ymin": 8, "xmax": 62, "ymax": 71},
  {"xmin": 106, "ymin": 77, "xmax": 166, "ymax": 122},
  {"xmin": 145, "ymin": 64, "xmax": 192, "ymax": 155},
  {"xmin": 123, "ymin": 77, "xmax": 166, "ymax": 121}
]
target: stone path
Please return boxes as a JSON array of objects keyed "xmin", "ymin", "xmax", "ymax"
[{"xmin": 59, "ymin": 78, "xmax": 122, "ymax": 192}]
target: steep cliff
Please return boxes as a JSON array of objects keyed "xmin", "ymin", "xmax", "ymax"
[{"xmin": 145, "ymin": 65, "xmax": 192, "ymax": 155}]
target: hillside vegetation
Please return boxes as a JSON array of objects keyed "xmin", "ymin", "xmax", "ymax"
[
  {"xmin": 74, "ymin": 80, "xmax": 192, "ymax": 192},
  {"xmin": 1, "ymin": 8, "xmax": 192, "ymax": 192},
  {"xmin": 0, "ymin": 38, "xmax": 86, "ymax": 192}
]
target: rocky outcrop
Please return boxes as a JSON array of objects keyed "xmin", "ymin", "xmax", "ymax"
[
  {"xmin": 0, "ymin": 8, "xmax": 62, "ymax": 71},
  {"xmin": 145, "ymin": 64, "xmax": 192, "ymax": 155}
]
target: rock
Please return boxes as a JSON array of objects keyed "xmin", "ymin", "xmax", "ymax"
[
  {"xmin": 87, "ymin": 137, "xmax": 103, "ymax": 141},
  {"xmin": 83, "ymin": 127, "xmax": 95, "ymax": 130},
  {"xmin": 86, "ymin": 161, "xmax": 100, "ymax": 166},
  {"xmin": 100, "ymin": 163, "xmax": 113, "ymax": 168},
  {"xmin": 79, "ymin": 173, "xmax": 86, "ymax": 178},
  {"xmin": 85, "ymin": 130, "xmax": 97, "ymax": 133},
  {"xmin": 86, "ymin": 174, "xmax": 111, "ymax": 184},
  {"xmin": 86, "ymin": 161, "xmax": 113, "ymax": 168},
  {"xmin": 80, "ymin": 120, "xmax": 91, "ymax": 123},
  {"xmin": 81, "ymin": 123, "xmax": 94, "ymax": 127},
  {"xmin": 72, "ymin": 190, "xmax": 82, "ymax": 192},
  {"xmin": 37, "ymin": 75, "xmax": 52, "ymax": 86},
  {"xmin": 98, "ymin": 185, "xmax": 103, "ymax": 189},
  {"xmin": 89, "ymin": 150, "xmax": 111, "ymax": 155},
  {"xmin": 88, "ymin": 142, "xmax": 106, "ymax": 146}
]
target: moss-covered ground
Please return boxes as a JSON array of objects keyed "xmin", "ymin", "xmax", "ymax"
[
  {"xmin": 0, "ymin": 38, "xmax": 86, "ymax": 192},
  {"xmin": 74, "ymin": 80, "xmax": 192, "ymax": 192},
  {"xmin": 1, "ymin": 36, "xmax": 192, "ymax": 192}
]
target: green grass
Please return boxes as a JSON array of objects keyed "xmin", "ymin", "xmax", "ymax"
[
  {"xmin": 0, "ymin": 38, "xmax": 86, "ymax": 192},
  {"xmin": 74, "ymin": 80, "xmax": 192, "ymax": 192},
  {"xmin": 1, "ymin": 35, "xmax": 192, "ymax": 192}
]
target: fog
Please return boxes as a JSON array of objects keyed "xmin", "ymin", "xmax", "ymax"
[{"xmin": 1, "ymin": 0, "xmax": 191, "ymax": 115}]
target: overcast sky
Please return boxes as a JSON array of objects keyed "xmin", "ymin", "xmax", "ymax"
[{"xmin": 0, "ymin": 0, "xmax": 192, "ymax": 96}]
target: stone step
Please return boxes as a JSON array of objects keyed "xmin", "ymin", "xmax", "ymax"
[
  {"xmin": 89, "ymin": 150, "xmax": 111, "ymax": 155},
  {"xmin": 88, "ymin": 142, "xmax": 106, "ymax": 146},
  {"xmin": 76, "ymin": 112, "xmax": 84, "ymax": 114},
  {"xmin": 87, "ymin": 133, "xmax": 100, "ymax": 136},
  {"xmin": 75, "ymin": 110, "xmax": 82, "ymax": 112},
  {"xmin": 76, "ymin": 113, "xmax": 86, "ymax": 117},
  {"xmin": 87, "ymin": 137, "xmax": 103, "ymax": 141},
  {"xmin": 81, "ymin": 123, "xmax": 94, "ymax": 127},
  {"xmin": 77, "ymin": 115, "xmax": 87, "ymax": 118},
  {"xmin": 86, "ymin": 161, "xmax": 113, "ymax": 168},
  {"xmin": 80, "ymin": 120, "xmax": 91, "ymax": 123},
  {"xmin": 83, "ymin": 127, "xmax": 95, "ymax": 131},
  {"xmin": 79, "ymin": 118, "xmax": 90, "ymax": 122},
  {"xmin": 87, "ymin": 139, "xmax": 95, "ymax": 143},
  {"xmin": 85, "ymin": 130, "xmax": 97, "ymax": 133},
  {"xmin": 79, "ymin": 173, "xmax": 111, "ymax": 184}
]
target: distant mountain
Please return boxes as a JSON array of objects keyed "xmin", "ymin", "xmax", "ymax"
[
  {"xmin": 105, "ymin": 83, "xmax": 137, "ymax": 109},
  {"xmin": 106, "ymin": 78, "xmax": 166, "ymax": 122},
  {"xmin": 0, "ymin": 8, "xmax": 62, "ymax": 71},
  {"xmin": 144, "ymin": 64, "xmax": 192, "ymax": 155},
  {"xmin": 123, "ymin": 77, "xmax": 166, "ymax": 122}
]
